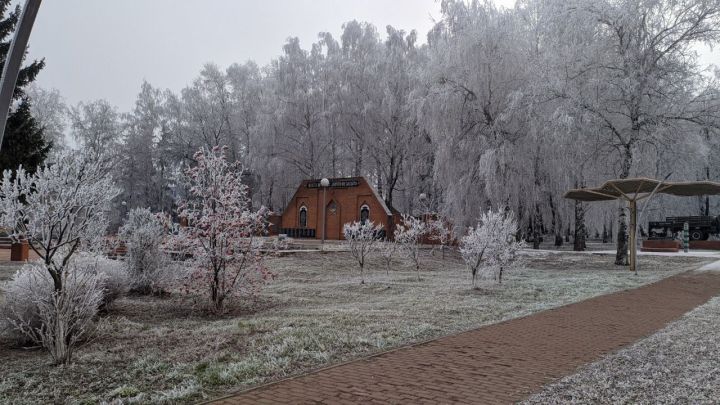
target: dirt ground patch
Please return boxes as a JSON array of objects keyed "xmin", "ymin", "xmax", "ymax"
[{"xmin": 0, "ymin": 251, "xmax": 709, "ymax": 404}]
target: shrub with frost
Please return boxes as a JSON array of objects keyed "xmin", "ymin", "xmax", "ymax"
[
  {"xmin": 343, "ymin": 220, "xmax": 383, "ymax": 284},
  {"xmin": 1, "ymin": 261, "xmax": 104, "ymax": 364},
  {"xmin": 118, "ymin": 207, "xmax": 169, "ymax": 294},
  {"xmin": 394, "ymin": 214, "xmax": 427, "ymax": 280},
  {"xmin": 72, "ymin": 252, "xmax": 130, "ymax": 310},
  {"xmin": 173, "ymin": 146, "xmax": 271, "ymax": 313},
  {"xmin": 461, "ymin": 208, "xmax": 524, "ymax": 287}
]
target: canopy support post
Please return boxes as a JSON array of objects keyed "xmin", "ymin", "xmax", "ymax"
[{"xmin": 629, "ymin": 199, "xmax": 637, "ymax": 273}]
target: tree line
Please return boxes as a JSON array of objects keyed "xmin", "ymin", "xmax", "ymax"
[{"xmin": 27, "ymin": 0, "xmax": 720, "ymax": 264}]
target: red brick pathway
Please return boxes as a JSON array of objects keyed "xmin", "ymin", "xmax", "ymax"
[{"xmin": 211, "ymin": 271, "xmax": 720, "ymax": 404}]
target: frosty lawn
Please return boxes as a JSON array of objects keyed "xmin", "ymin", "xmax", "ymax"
[{"xmin": 0, "ymin": 251, "xmax": 709, "ymax": 404}]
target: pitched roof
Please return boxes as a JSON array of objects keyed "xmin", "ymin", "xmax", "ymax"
[{"xmin": 287, "ymin": 176, "xmax": 394, "ymax": 216}]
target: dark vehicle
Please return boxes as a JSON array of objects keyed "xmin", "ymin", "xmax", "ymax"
[{"xmin": 648, "ymin": 216, "xmax": 720, "ymax": 240}]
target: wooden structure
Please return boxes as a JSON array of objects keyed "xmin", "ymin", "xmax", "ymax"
[
  {"xmin": 280, "ymin": 177, "xmax": 397, "ymax": 240},
  {"xmin": 565, "ymin": 178, "xmax": 720, "ymax": 272}
]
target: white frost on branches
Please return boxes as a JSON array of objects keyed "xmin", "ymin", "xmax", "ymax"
[
  {"xmin": 118, "ymin": 207, "xmax": 169, "ymax": 294},
  {"xmin": 0, "ymin": 151, "xmax": 118, "ymax": 292},
  {"xmin": 429, "ymin": 218, "xmax": 455, "ymax": 259},
  {"xmin": 2, "ymin": 261, "xmax": 105, "ymax": 364},
  {"xmin": 394, "ymin": 214, "xmax": 427, "ymax": 280},
  {"xmin": 379, "ymin": 240, "xmax": 398, "ymax": 275},
  {"xmin": 343, "ymin": 220, "xmax": 383, "ymax": 284},
  {"xmin": 173, "ymin": 146, "xmax": 270, "ymax": 312},
  {"xmin": 461, "ymin": 209, "xmax": 524, "ymax": 287}
]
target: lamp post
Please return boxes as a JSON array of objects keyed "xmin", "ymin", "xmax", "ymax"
[{"xmin": 320, "ymin": 178, "xmax": 330, "ymax": 249}]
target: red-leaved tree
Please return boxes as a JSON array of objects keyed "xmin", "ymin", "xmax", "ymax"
[{"xmin": 175, "ymin": 146, "xmax": 271, "ymax": 312}]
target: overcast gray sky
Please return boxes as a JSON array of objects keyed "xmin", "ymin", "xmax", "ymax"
[
  {"xmin": 22, "ymin": 0, "xmax": 719, "ymax": 111},
  {"xmin": 24, "ymin": 0, "xmax": 449, "ymax": 111}
]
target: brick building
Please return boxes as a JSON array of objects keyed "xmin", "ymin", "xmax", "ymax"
[{"xmin": 279, "ymin": 177, "xmax": 397, "ymax": 240}]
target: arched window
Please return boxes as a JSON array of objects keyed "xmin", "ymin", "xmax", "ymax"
[
  {"xmin": 360, "ymin": 204, "xmax": 370, "ymax": 224},
  {"xmin": 299, "ymin": 206, "xmax": 308, "ymax": 228}
]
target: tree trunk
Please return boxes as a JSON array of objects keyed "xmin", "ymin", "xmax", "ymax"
[
  {"xmin": 615, "ymin": 146, "xmax": 632, "ymax": 265},
  {"xmin": 532, "ymin": 214, "xmax": 541, "ymax": 249},
  {"xmin": 50, "ymin": 269, "xmax": 63, "ymax": 292},
  {"xmin": 573, "ymin": 199, "xmax": 586, "ymax": 251},
  {"xmin": 615, "ymin": 204, "xmax": 629, "ymax": 266}
]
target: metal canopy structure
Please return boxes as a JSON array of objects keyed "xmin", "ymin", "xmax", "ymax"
[
  {"xmin": 0, "ymin": 0, "xmax": 42, "ymax": 150},
  {"xmin": 564, "ymin": 178, "xmax": 720, "ymax": 272}
]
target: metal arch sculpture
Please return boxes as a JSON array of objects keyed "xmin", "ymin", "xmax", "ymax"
[
  {"xmin": 564, "ymin": 178, "xmax": 720, "ymax": 273},
  {"xmin": 0, "ymin": 0, "xmax": 42, "ymax": 150}
]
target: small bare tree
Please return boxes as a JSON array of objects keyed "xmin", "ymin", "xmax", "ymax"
[
  {"xmin": 343, "ymin": 220, "xmax": 383, "ymax": 284},
  {"xmin": 394, "ymin": 214, "xmax": 427, "ymax": 281},
  {"xmin": 429, "ymin": 218, "xmax": 454, "ymax": 259},
  {"xmin": 174, "ymin": 146, "xmax": 271, "ymax": 312},
  {"xmin": 461, "ymin": 209, "xmax": 524, "ymax": 287},
  {"xmin": 379, "ymin": 239, "xmax": 398, "ymax": 275}
]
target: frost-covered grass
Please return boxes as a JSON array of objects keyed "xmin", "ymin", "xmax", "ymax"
[
  {"xmin": 0, "ymin": 251, "xmax": 708, "ymax": 404},
  {"xmin": 524, "ymin": 294, "xmax": 720, "ymax": 404},
  {"xmin": 0, "ymin": 263, "xmax": 21, "ymax": 284}
]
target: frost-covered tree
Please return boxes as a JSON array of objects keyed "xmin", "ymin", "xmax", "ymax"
[
  {"xmin": 394, "ymin": 214, "xmax": 427, "ymax": 280},
  {"xmin": 343, "ymin": 220, "xmax": 383, "ymax": 284},
  {"xmin": 552, "ymin": 0, "xmax": 720, "ymax": 264},
  {"xmin": 461, "ymin": 209, "xmax": 524, "ymax": 287},
  {"xmin": 379, "ymin": 239, "xmax": 398, "ymax": 275},
  {"xmin": 0, "ymin": 150, "xmax": 118, "ymax": 292},
  {"xmin": 227, "ymin": 61, "xmax": 263, "ymax": 160},
  {"xmin": 118, "ymin": 207, "xmax": 168, "ymax": 294},
  {"xmin": 365, "ymin": 26, "xmax": 424, "ymax": 208},
  {"xmin": 421, "ymin": 1, "xmax": 532, "ymax": 229},
  {"xmin": 429, "ymin": 218, "xmax": 455, "ymax": 259},
  {"xmin": 27, "ymin": 85, "xmax": 67, "ymax": 153},
  {"xmin": 69, "ymin": 99, "xmax": 122, "ymax": 166},
  {"xmin": 0, "ymin": 150, "xmax": 117, "ymax": 365},
  {"xmin": 174, "ymin": 146, "xmax": 270, "ymax": 312},
  {"xmin": 117, "ymin": 82, "xmax": 171, "ymax": 216}
]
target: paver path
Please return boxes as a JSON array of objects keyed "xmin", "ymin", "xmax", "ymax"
[{"xmin": 211, "ymin": 270, "xmax": 720, "ymax": 404}]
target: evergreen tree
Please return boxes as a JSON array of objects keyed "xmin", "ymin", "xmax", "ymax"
[{"xmin": 0, "ymin": 0, "xmax": 49, "ymax": 174}]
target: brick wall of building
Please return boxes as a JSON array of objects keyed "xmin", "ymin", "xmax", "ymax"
[{"xmin": 280, "ymin": 177, "xmax": 395, "ymax": 240}]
